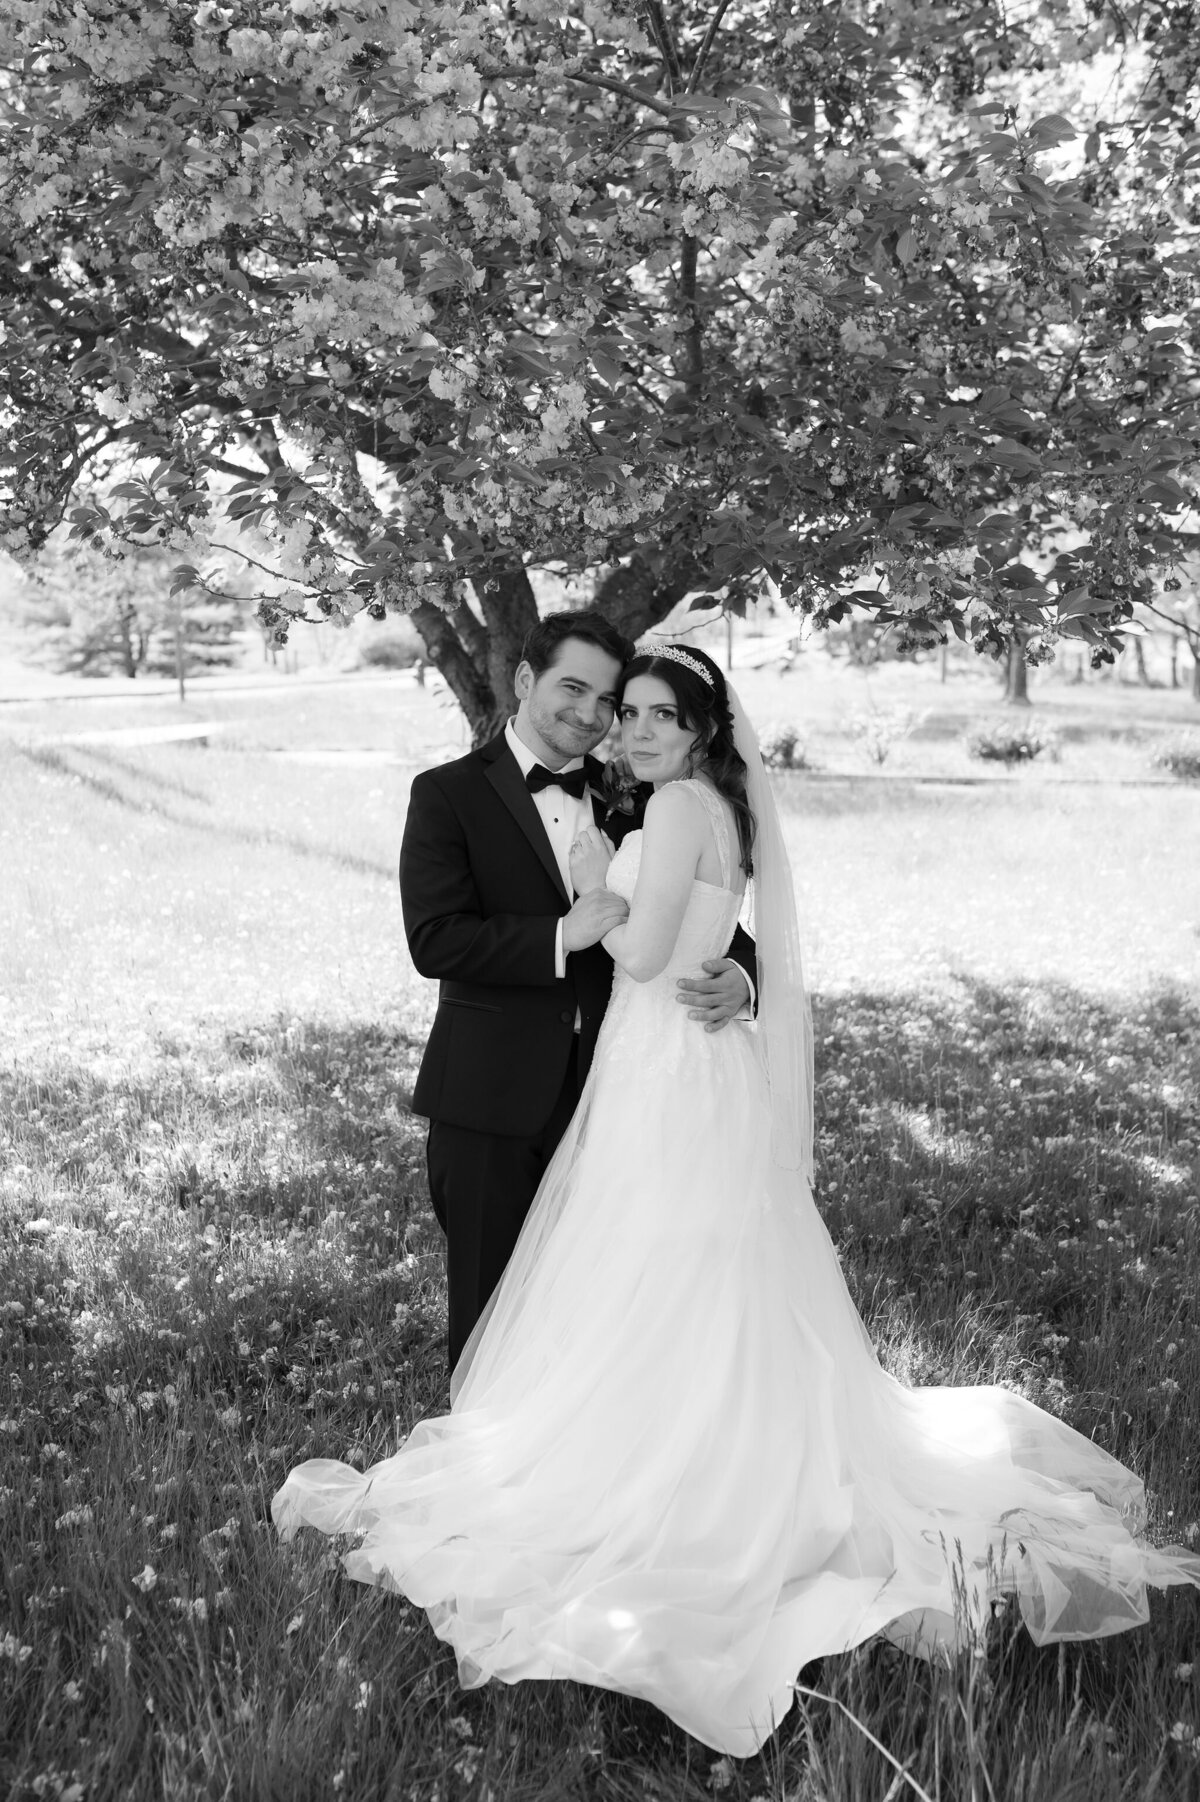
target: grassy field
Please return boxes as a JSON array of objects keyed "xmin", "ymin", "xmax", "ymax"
[{"xmin": 1, "ymin": 667, "xmax": 1199, "ymax": 1802}]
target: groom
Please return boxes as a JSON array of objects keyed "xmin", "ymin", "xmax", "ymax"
[{"xmin": 399, "ymin": 609, "xmax": 756, "ymax": 1369}]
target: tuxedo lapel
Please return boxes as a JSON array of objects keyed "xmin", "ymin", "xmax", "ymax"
[{"xmin": 482, "ymin": 734, "xmax": 570, "ymax": 905}]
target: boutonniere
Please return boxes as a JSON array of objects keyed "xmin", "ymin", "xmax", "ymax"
[{"xmin": 599, "ymin": 754, "xmax": 645, "ymax": 821}]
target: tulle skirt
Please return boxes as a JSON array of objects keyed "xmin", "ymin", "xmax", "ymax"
[{"xmin": 273, "ymin": 987, "xmax": 1200, "ymax": 1756}]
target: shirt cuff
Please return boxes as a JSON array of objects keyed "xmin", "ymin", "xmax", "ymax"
[
  {"xmin": 738, "ymin": 967, "xmax": 757, "ymax": 1019},
  {"xmin": 554, "ymin": 917, "xmax": 567, "ymax": 981}
]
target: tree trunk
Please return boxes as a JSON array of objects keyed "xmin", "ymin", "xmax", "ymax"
[
  {"xmin": 1004, "ymin": 639, "xmax": 1031, "ymax": 705},
  {"xmin": 117, "ymin": 605, "xmax": 137, "ymax": 678},
  {"xmin": 409, "ymin": 565, "xmax": 539, "ymax": 746},
  {"xmin": 477, "ymin": 566, "xmax": 540, "ymax": 733},
  {"xmin": 591, "ymin": 550, "xmax": 711, "ymax": 644},
  {"xmin": 174, "ymin": 594, "xmax": 186, "ymax": 703},
  {"xmin": 1133, "ymin": 637, "xmax": 1149, "ymax": 685},
  {"xmin": 1193, "ymin": 646, "xmax": 1200, "ymax": 702},
  {"xmin": 406, "ymin": 552, "xmax": 707, "ymax": 747}
]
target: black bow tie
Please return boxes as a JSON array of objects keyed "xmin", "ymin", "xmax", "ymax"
[{"xmin": 526, "ymin": 763, "xmax": 589, "ymax": 800}]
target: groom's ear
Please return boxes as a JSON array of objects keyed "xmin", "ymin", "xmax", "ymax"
[{"xmin": 514, "ymin": 659, "xmax": 534, "ymax": 701}]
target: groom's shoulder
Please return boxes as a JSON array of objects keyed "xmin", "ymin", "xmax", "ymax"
[{"xmin": 412, "ymin": 734, "xmax": 505, "ymax": 797}]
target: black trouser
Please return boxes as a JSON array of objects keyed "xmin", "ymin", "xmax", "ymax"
[{"xmin": 426, "ymin": 1041, "xmax": 581, "ymax": 1371}]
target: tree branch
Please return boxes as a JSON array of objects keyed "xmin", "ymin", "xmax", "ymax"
[
  {"xmin": 640, "ymin": 1, "xmax": 684, "ymax": 93},
  {"xmin": 1141, "ymin": 597, "xmax": 1200, "ymax": 647},
  {"xmin": 480, "ymin": 63, "xmax": 678, "ymax": 120},
  {"xmin": 688, "ymin": 0, "xmax": 735, "ymax": 93},
  {"xmin": 679, "ymin": 236, "xmax": 703, "ymax": 387}
]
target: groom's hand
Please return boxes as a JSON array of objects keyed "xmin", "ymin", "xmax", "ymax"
[
  {"xmin": 562, "ymin": 889, "xmax": 628, "ymax": 954},
  {"xmin": 676, "ymin": 959, "xmax": 750, "ymax": 1032}
]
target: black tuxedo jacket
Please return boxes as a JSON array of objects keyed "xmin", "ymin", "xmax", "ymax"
[{"xmin": 399, "ymin": 731, "xmax": 756, "ymax": 1138}]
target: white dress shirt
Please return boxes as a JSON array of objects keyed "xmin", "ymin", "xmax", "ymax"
[{"xmin": 505, "ymin": 719, "xmax": 597, "ymax": 981}]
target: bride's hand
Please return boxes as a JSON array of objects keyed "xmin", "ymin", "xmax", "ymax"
[{"xmin": 569, "ymin": 825, "xmax": 615, "ymax": 893}]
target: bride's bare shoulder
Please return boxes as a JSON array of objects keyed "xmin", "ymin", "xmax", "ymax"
[{"xmin": 643, "ymin": 782, "xmax": 709, "ymax": 828}]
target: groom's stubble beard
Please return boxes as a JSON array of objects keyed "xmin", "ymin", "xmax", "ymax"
[{"xmin": 524, "ymin": 691, "xmax": 611, "ymax": 766}]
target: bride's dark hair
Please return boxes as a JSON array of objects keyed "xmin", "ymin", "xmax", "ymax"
[{"xmin": 616, "ymin": 644, "xmax": 756, "ymax": 876}]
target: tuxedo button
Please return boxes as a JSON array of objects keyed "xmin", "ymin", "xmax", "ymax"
[{"xmin": 559, "ymin": 1010, "xmax": 573, "ymax": 1023}]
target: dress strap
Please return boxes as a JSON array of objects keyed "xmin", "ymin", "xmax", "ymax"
[{"xmin": 680, "ymin": 779, "xmax": 735, "ymax": 889}]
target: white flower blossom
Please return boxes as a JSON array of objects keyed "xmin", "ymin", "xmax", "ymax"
[
  {"xmin": 55, "ymin": 1506, "xmax": 95, "ymax": 1530},
  {"xmin": 429, "ymin": 366, "xmax": 468, "ymax": 405},
  {"xmin": 840, "ymin": 319, "xmax": 885, "ymax": 358}
]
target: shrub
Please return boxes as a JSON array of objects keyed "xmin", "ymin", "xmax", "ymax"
[
  {"xmin": 846, "ymin": 708, "xmax": 924, "ymax": 767},
  {"xmin": 353, "ymin": 615, "xmax": 424, "ymax": 670},
  {"xmin": 1151, "ymin": 732, "xmax": 1200, "ymax": 781},
  {"xmin": 966, "ymin": 722, "xmax": 1058, "ymax": 767},
  {"xmin": 759, "ymin": 721, "xmax": 814, "ymax": 771}
]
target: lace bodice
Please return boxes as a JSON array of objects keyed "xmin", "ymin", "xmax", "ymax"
[{"xmin": 604, "ymin": 780, "xmax": 745, "ymax": 986}]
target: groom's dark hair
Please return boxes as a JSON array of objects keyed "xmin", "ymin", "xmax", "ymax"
[{"xmin": 521, "ymin": 609, "xmax": 634, "ymax": 676}]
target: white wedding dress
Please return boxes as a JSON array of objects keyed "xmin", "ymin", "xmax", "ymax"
[{"xmin": 273, "ymin": 781, "xmax": 1200, "ymax": 1756}]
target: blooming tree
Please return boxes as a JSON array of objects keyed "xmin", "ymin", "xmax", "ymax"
[{"xmin": 3, "ymin": 0, "xmax": 1199, "ymax": 738}]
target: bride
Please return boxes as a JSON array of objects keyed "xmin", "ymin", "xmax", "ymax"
[{"xmin": 273, "ymin": 642, "xmax": 1200, "ymax": 1757}]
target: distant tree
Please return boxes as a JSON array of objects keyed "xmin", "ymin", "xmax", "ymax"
[
  {"xmin": 17, "ymin": 535, "xmax": 243, "ymax": 679},
  {"xmin": 1004, "ymin": 637, "xmax": 1031, "ymax": 707},
  {"xmin": 1163, "ymin": 597, "xmax": 1200, "ymax": 703},
  {"xmin": 3, "ymin": 1, "xmax": 1200, "ymax": 740}
]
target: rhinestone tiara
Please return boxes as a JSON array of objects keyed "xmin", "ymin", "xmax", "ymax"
[{"xmin": 645, "ymin": 643, "xmax": 715, "ymax": 689}]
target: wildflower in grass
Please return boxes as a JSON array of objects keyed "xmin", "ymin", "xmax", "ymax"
[
  {"xmin": 132, "ymin": 1563, "xmax": 157, "ymax": 1593},
  {"xmin": 1, "ymin": 1633, "xmax": 33, "ymax": 1664},
  {"xmin": 217, "ymin": 1406, "xmax": 241, "ymax": 1430},
  {"xmin": 29, "ymin": 1774, "xmax": 84, "ymax": 1802},
  {"xmin": 453, "ymin": 1746, "xmax": 483, "ymax": 1785},
  {"xmin": 63, "ymin": 1681, "xmax": 82, "ymax": 1704},
  {"xmin": 54, "ymin": 1506, "xmax": 93, "ymax": 1530},
  {"xmin": 168, "ymin": 1596, "xmax": 208, "ymax": 1622},
  {"xmin": 1178, "ymin": 1664, "xmax": 1194, "ymax": 1680},
  {"xmin": 0, "ymin": 1418, "xmax": 20, "ymax": 1435}
]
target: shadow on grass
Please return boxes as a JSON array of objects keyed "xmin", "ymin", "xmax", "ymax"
[
  {"xmin": 810, "ymin": 977, "xmax": 1199, "ymax": 1489},
  {"xmin": 2, "ymin": 1015, "xmax": 447, "ymax": 1436},
  {"xmin": 15, "ymin": 740, "xmax": 394, "ymax": 878},
  {"xmin": 1, "ymin": 989, "xmax": 1198, "ymax": 1800},
  {"xmin": 4, "ymin": 980, "xmax": 1196, "ymax": 1457}
]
